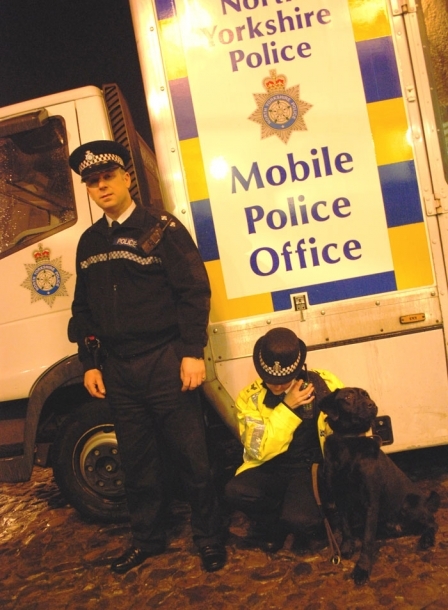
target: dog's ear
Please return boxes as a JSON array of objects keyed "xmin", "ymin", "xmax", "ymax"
[
  {"xmin": 426, "ymin": 491, "xmax": 440, "ymax": 513},
  {"xmin": 318, "ymin": 390, "xmax": 340, "ymax": 421}
]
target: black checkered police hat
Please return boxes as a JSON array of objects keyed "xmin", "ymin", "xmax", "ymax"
[
  {"xmin": 253, "ymin": 327, "xmax": 307, "ymax": 385},
  {"xmin": 69, "ymin": 140, "xmax": 131, "ymax": 181}
]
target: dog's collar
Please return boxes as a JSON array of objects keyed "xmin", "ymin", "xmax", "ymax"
[{"xmin": 332, "ymin": 432, "xmax": 382, "ymax": 446}]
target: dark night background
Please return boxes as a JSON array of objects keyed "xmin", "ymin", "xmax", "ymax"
[{"xmin": 0, "ymin": 0, "xmax": 153, "ymax": 146}]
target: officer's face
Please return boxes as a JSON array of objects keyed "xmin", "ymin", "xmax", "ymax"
[{"xmin": 85, "ymin": 168, "xmax": 132, "ymax": 219}]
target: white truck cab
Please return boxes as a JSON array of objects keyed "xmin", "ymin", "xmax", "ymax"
[{"xmin": 0, "ymin": 84, "xmax": 162, "ymax": 521}]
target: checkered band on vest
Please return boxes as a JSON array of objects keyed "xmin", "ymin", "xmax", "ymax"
[
  {"xmin": 79, "ymin": 151, "xmax": 124, "ymax": 173},
  {"xmin": 258, "ymin": 352, "xmax": 301, "ymax": 377},
  {"xmin": 80, "ymin": 251, "xmax": 162, "ymax": 269}
]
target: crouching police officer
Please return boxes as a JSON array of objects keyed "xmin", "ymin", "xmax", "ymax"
[
  {"xmin": 225, "ymin": 328, "xmax": 343, "ymax": 553},
  {"xmin": 68, "ymin": 140, "xmax": 226, "ymax": 573}
]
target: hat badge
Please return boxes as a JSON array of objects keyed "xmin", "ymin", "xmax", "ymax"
[
  {"xmin": 273, "ymin": 361, "xmax": 281, "ymax": 373},
  {"xmin": 85, "ymin": 151, "xmax": 94, "ymax": 162}
]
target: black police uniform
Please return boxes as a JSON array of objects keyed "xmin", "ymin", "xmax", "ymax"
[{"xmin": 71, "ymin": 203, "xmax": 223, "ymax": 552}]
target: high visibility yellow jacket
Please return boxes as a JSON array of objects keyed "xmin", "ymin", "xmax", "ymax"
[{"xmin": 235, "ymin": 369, "xmax": 344, "ymax": 475}]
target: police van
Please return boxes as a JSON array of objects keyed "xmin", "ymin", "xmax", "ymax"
[{"xmin": 1, "ymin": 0, "xmax": 447, "ymax": 522}]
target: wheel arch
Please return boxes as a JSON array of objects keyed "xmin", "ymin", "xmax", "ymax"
[{"xmin": 0, "ymin": 354, "xmax": 85, "ymax": 482}]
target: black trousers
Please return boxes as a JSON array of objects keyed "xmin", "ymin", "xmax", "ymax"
[
  {"xmin": 225, "ymin": 459, "xmax": 323, "ymax": 536},
  {"xmin": 102, "ymin": 339, "xmax": 222, "ymax": 551}
]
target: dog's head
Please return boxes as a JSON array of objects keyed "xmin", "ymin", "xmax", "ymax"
[{"xmin": 319, "ymin": 387, "xmax": 378, "ymax": 435}]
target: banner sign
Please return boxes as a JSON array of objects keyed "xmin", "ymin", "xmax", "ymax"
[{"xmin": 175, "ymin": 0, "xmax": 394, "ymax": 300}]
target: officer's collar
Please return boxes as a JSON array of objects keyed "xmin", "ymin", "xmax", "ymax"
[
  {"xmin": 262, "ymin": 382, "xmax": 286, "ymax": 408},
  {"xmin": 105, "ymin": 201, "xmax": 136, "ymax": 226}
]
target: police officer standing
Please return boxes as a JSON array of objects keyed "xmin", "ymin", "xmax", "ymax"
[{"xmin": 68, "ymin": 140, "xmax": 226, "ymax": 573}]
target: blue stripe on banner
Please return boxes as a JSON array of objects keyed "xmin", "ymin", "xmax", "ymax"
[
  {"xmin": 169, "ymin": 78, "xmax": 198, "ymax": 141},
  {"xmin": 378, "ymin": 160, "xmax": 423, "ymax": 227},
  {"xmin": 271, "ymin": 271, "xmax": 397, "ymax": 309},
  {"xmin": 357, "ymin": 37, "xmax": 402, "ymax": 103},
  {"xmin": 190, "ymin": 199, "xmax": 220, "ymax": 262},
  {"xmin": 155, "ymin": 0, "xmax": 176, "ymax": 20}
]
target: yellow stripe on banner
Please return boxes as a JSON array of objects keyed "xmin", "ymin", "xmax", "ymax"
[
  {"xmin": 388, "ymin": 223, "xmax": 434, "ymax": 290},
  {"xmin": 180, "ymin": 139, "xmax": 209, "ymax": 202},
  {"xmin": 367, "ymin": 98, "xmax": 414, "ymax": 166},
  {"xmin": 205, "ymin": 260, "xmax": 274, "ymax": 323},
  {"xmin": 348, "ymin": 0, "xmax": 391, "ymax": 42},
  {"xmin": 159, "ymin": 18, "xmax": 187, "ymax": 81}
]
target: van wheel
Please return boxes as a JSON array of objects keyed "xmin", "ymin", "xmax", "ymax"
[{"xmin": 52, "ymin": 401, "xmax": 129, "ymax": 523}]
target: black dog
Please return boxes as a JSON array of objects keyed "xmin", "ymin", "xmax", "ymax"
[{"xmin": 320, "ymin": 387, "xmax": 439, "ymax": 585}]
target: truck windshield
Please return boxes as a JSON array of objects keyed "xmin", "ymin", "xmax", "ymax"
[{"xmin": 0, "ymin": 115, "xmax": 76, "ymax": 259}]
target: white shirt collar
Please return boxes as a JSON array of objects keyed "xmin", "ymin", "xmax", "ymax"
[{"xmin": 105, "ymin": 201, "xmax": 136, "ymax": 227}]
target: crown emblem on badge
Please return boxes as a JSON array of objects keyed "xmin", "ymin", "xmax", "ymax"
[
  {"xmin": 249, "ymin": 69, "xmax": 312, "ymax": 144},
  {"xmin": 263, "ymin": 71, "xmax": 287, "ymax": 93},
  {"xmin": 33, "ymin": 244, "xmax": 50, "ymax": 262}
]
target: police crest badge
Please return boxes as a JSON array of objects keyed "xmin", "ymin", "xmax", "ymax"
[
  {"xmin": 21, "ymin": 243, "xmax": 72, "ymax": 307},
  {"xmin": 249, "ymin": 70, "xmax": 312, "ymax": 143}
]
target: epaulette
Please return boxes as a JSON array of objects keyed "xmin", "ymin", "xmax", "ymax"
[
  {"xmin": 244, "ymin": 379, "xmax": 263, "ymax": 396},
  {"xmin": 148, "ymin": 209, "xmax": 179, "ymax": 231}
]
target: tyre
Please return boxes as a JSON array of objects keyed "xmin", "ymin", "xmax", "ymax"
[{"xmin": 52, "ymin": 401, "xmax": 129, "ymax": 523}]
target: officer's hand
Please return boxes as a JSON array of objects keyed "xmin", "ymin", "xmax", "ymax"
[
  {"xmin": 84, "ymin": 369, "xmax": 106, "ymax": 398},
  {"xmin": 180, "ymin": 357, "xmax": 206, "ymax": 392},
  {"xmin": 282, "ymin": 379, "xmax": 315, "ymax": 410}
]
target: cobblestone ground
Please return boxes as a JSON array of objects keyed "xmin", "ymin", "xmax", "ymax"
[{"xmin": 1, "ymin": 445, "xmax": 448, "ymax": 610}]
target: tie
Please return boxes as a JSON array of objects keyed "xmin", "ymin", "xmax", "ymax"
[{"xmin": 109, "ymin": 220, "xmax": 120, "ymax": 235}]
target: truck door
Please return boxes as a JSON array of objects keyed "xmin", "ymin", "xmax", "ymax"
[{"xmin": 0, "ymin": 100, "xmax": 85, "ymax": 405}]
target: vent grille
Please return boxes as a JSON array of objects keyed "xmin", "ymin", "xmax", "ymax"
[{"xmin": 102, "ymin": 84, "xmax": 150, "ymax": 206}]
